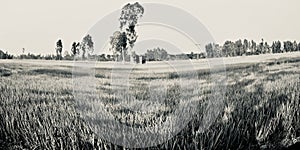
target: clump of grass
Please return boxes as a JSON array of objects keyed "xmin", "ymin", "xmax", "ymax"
[
  {"xmin": 28, "ymin": 68, "xmax": 73, "ymax": 77},
  {"xmin": 95, "ymin": 74, "xmax": 106, "ymax": 78},
  {"xmin": 168, "ymin": 72, "xmax": 179, "ymax": 79},
  {"xmin": 164, "ymin": 83, "xmax": 181, "ymax": 111},
  {"xmin": 0, "ymin": 68, "xmax": 12, "ymax": 77}
]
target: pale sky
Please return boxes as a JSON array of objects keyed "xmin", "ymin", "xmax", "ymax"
[{"xmin": 1, "ymin": 0, "xmax": 300, "ymax": 55}]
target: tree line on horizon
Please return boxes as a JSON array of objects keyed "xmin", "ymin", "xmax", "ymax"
[
  {"xmin": 1, "ymin": 38, "xmax": 299, "ymax": 61},
  {"xmin": 205, "ymin": 39, "xmax": 300, "ymax": 58},
  {"xmin": 0, "ymin": 34, "xmax": 95, "ymax": 60}
]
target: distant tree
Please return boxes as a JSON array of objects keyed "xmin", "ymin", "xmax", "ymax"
[
  {"xmin": 261, "ymin": 39, "xmax": 265, "ymax": 54},
  {"xmin": 80, "ymin": 43, "xmax": 86, "ymax": 59},
  {"xmin": 76, "ymin": 42, "xmax": 80, "ymax": 55},
  {"xmin": 0, "ymin": 50, "xmax": 4, "ymax": 59},
  {"xmin": 44, "ymin": 54, "xmax": 55, "ymax": 60},
  {"xmin": 251, "ymin": 40, "xmax": 257, "ymax": 54},
  {"xmin": 106, "ymin": 54, "xmax": 112, "ymax": 61},
  {"xmin": 107, "ymin": 2, "xmax": 144, "ymax": 63},
  {"xmin": 188, "ymin": 52, "xmax": 194, "ymax": 59},
  {"xmin": 0, "ymin": 50, "xmax": 12, "ymax": 59},
  {"xmin": 283, "ymin": 41, "xmax": 293, "ymax": 52},
  {"xmin": 255, "ymin": 39, "xmax": 264, "ymax": 55},
  {"xmin": 277, "ymin": 41, "xmax": 282, "ymax": 53},
  {"xmin": 271, "ymin": 42, "xmax": 275, "ymax": 52},
  {"xmin": 98, "ymin": 54, "xmax": 107, "ymax": 61},
  {"xmin": 243, "ymin": 39, "xmax": 249, "ymax": 54},
  {"xmin": 205, "ymin": 43, "xmax": 214, "ymax": 58},
  {"xmin": 222, "ymin": 41, "xmax": 230, "ymax": 57},
  {"xmin": 71, "ymin": 42, "xmax": 77, "ymax": 56},
  {"xmin": 264, "ymin": 42, "xmax": 270, "ymax": 53},
  {"xmin": 160, "ymin": 48, "xmax": 168, "ymax": 60},
  {"xmin": 119, "ymin": 2, "xmax": 144, "ymax": 63},
  {"xmin": 214, "ymin": 44, "xmax": 222, "ymax": 57},
  {"xmin": 157, "ymin": 47, "xmax": 168, "ymax": 60},
  {"xmin": 56, "ymin": 39, "xmax": 63, "ymax": 60},
  {"xmin": 110, "ymin": 31, "xmax": 127, "ymax": 62},
  {"xmin": 272, "ymin": 41, "xmax": 282, "ymax": 53},
  {"xmin": 293, "ymin": 41, "xmax": 298, "ymax": 51},
  {"xmin": 81, "ymin": 34, "xmax": 94, "ymax": 59},
  {"xmin": 119, "ymin": 2, "xmax": 144, "ymax": 30},
  {"xmin": 203, "ymin": 43, "xmax": 222, "ymax": 58},
  {"xmin": 146, "ymin": 49, "xmax": 155, "ymax": 61},
  {"xmin": 235, "ymin": 39, "xmax": 243, "ymax": 56},
  {"xmin": 145, "ymin": 47, "xmax": 168, "ymax": 61},
  {"xmin": 222, "ymin": 41, "xmax": 235, "ymax": 57},
  {"xmin": 271, "ymin": 42, "xmax": 276, "ymax": 53}
]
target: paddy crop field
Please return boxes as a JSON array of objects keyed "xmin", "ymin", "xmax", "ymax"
[{"xmin": 0, "ymin": 52, "xmax": 300, "ymax": 149}]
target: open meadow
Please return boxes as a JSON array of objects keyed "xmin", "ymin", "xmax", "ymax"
[{"xmin": 0, "ymin": 52, "xmax": 300, "ymax": 149}]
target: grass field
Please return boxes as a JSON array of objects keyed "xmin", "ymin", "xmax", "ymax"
[{"xmin": 0, "ymin": 52, "xmax": 300, "ymax": 149}]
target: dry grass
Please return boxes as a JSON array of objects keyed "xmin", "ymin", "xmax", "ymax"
[{"xmin": 0, "ymin": 57, "xmax": 299, "ymax": 149}]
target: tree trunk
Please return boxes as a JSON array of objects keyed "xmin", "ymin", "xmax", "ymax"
[
  {"xmin": 122, "ymin": 50, "xmax": 125, "ymax": 63},
  {"xmin": 129, "ymin": 47, "xmax": 134, "ymax": 64}
]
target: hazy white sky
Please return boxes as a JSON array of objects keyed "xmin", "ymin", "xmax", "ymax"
[{"xmin": 1, "ymin": 0, "xmax": 300, "ymax": 55}]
